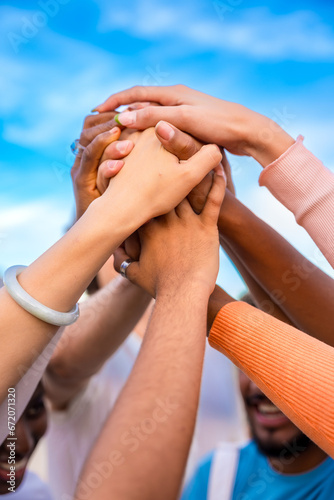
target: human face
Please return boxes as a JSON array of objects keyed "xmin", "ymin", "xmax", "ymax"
[
  {"xmin": 0, "ymin": 384, "xmax": 47, "ymax": 494},
  {"xmin": 239, "ymin": 371, "xmax": 311, "ymax": 458}
]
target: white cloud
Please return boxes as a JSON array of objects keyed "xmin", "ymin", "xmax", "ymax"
[
  {"xmin": 0, "ymin": 6, "xmax": 133, "ymax": 150},
  {"xmin": 0, "ymin": 197, "xmax": 72, "ymax": 273},
  {"xmin": 95, "ymin": 3, "xmax": 334, "ymax": 62},
  {"xmin": 185, "ymin": 8, "xmax": 334, "ymax": 61}
]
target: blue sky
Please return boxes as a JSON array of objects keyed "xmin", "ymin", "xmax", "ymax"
[{"xmin": 1, "ymin": 0, "xmax": 334, "ymax": 297}]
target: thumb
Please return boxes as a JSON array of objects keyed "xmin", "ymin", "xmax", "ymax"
[
  {"xmin": 183, "ymin": 144, "xmax": 222, "ymax": 184},
  {"xmin": 155, "ymin": 121, "xmax": 201, "ymax": 161}
]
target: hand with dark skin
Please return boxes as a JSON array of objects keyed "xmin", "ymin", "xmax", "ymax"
[
  {"xmin": 129, "ymin": 122, "xmax": 334, "ymax": 344},
  {"xmin": 75, "ymin": 173, "xmax": 226, "ymax": 500},
  {"xmin": 71, "ymin": 112, "xmax": 134, "ymax": 219}
]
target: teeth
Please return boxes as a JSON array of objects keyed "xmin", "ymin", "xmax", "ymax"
[
  {"xmin": 258, "ymin": 403, "xmax": 281, "ymax": 415},
  {"xmin": 0, "ymin": 458, "xmax": 28, "ymax": 471}
]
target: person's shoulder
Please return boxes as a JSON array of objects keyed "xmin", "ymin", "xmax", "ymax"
[
  {"xmin": 235, "ymin": 440, "xmax": 264, "ymax": 474},
  {"xmin": 239, "ymin": 440, "xmax": 257, "ymax": 457},
  {"xmin": 12, "ymin": 470, "xmax": 54, "ymax": 499}
]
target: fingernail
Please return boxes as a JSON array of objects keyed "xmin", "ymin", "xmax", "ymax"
[
  {"xmin": 128, "ymin": 102, "xmax": 150, "ymax": 110},
  {"xmin": 110, "ymin": 126, "xmax": 120, "ymax": 135},
  {"xmin": 91, "ymin": 107, "xmax": 99, "ymax": 113},
  {"xmin": 156, "ymin": 121, "xmax": 175, "ymax": 141},
  {"xmin": 115, "ymin": 140, "xmax": 131, "ymax": 154},
  {"xmin": 115, "ymin": 111, "xmax": 136, "ymax": 126},
  {"xmin": 216, "ymin": 165, "xmax": 227, "ymax": 182},
  {"xmin": 106, "ymin": 160, "xmax": 122, "ymax": 170}
]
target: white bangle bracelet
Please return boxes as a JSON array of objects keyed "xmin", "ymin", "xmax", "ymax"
[{"xmin": 3, "ymin": 265, "xmax": 80, "ymax": 326}]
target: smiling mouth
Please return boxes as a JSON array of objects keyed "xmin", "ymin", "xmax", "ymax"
[
  {"xmin": 247, "ymin": 396, "xmax": 290, "ymax": 428},
  {"xmin": 0, "ymin": 456, "xmax": 29, "ymax": 483},
  {"xmin": 0, "ymin": 457, "xmax": 29, "ymax": 472},
  {"xmin": 257, "ymin": 402, "xmax": 284, "ymax": 417}
]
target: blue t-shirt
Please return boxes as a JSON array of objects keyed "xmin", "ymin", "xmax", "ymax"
[{"xmin": 182, "ymin": 441, "xmax": 334, "ymax": 500}]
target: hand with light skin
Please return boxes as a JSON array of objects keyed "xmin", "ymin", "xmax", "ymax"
[
  {"xmin": 97, "ymin": 127, "xmax": 222, "ymax": 227},
  {"xmin": 93, "ymin": 84, "xmax": 295, "ymax": 167},
  {"xmin": 0, "ymin": 117, "xmax": 221, "ymax": 419},
  {"xmin": 97, "ymin": 121, "xmax": 229, "ymax": 214}
]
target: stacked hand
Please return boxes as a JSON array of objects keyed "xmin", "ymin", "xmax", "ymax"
[
  {"xmin": 94, "ymin": 84, "xmax": 295, "ymax": 167},
  {"xmin": 114, "ymin": 171, "xmax": 226, "ymax": 299}
]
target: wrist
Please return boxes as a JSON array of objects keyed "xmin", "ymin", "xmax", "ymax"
[
  {"xmin": 156, "ymin": 277, "xmax": 212, "ymax": 304},
  {"xmin": 207, "ymin": 285, "xmax": 235, "ymax": 333},
  {"xmin": 87, "ymin": 196, "xmax": 138, "ymax": 248},
  {"xmin": 243, "ymin": 115, "xmax": 295, "ymax": 168}
]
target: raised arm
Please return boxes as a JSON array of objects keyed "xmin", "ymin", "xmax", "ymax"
[
  {"xmin": 95, "ymin": 85, "xmax": 334, "ymax": 267},
  {"xmin": 221, "ymin": 239, "xmax": 295, "ymax": 325},
  {"xmin": 75, "ymin": 173, "xmax": 226, "ymax": 500},
  {"xmin": 94, "ymin": 84, "xmax": 294, "ymax": 167},
  {"xmin": 149, "ymin": 122, "xmax": 334, "ymax": 456},
  {"xmin": 153, "ymin": 122, "xmax": 334, "ymax": 345},
  {"xmin": 218, "ymin": 190, "xmax": 334, "ymax": 345},
  {"xmin": 207, "ymin": 291, "xmax": 334, "ymax": 458},
  {"xmin": 44, "ymin": 272, "xmax": 151, "ymax": 410},
  {"xmin": 0, "ymin": 126, "xmax": 221, "ymax": 427}
]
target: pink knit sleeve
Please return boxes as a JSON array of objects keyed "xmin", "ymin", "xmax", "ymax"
[{"xmin": 259, "ymin": 136, "xmax": 334, "ymax": 268}]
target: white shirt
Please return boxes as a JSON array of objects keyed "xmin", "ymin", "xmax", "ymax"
[
  {"xmin": 47, "ymin": 334, "xmax": 247, "ymax": 499},
  {"xmin": 2, "ymin": 470, "xmax": 54, "ymax": 499}
]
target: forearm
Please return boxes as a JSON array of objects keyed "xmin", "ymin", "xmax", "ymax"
[
  {"xmin": 221, "ymin": 239, "xmax": 294, "ymax": 325},
  {"xmin": 0, "ymin": 198, "xmax": 134, "ymax": 405},
  {"xmin": 219, "ymin": 191, "xmax": 334, "ymax": 344},
  {"xmin": 45, "ymin": 277, "xmax": 151, "ymax": 408},
  {"xmin": 207, "ymin": 284, "xmax": 235, "ymax": 332},
  {"xmin": 75, "ymin": 286, "xmax": 208, "ymax": 500},
  {"xmin": 208, "ymin": 300, "xmax": 334, "ymax": 458}
]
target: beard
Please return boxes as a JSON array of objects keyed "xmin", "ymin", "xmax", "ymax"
[{"xmin": 252, "ymin": 428, "xmax": 312, "ymax": 459}]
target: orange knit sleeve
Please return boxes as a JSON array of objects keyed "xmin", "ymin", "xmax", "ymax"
[{"xmin": 208, "ymin": 301, "xmax": 334, "ymax": 458}]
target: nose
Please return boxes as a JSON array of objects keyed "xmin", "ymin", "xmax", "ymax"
[{"xmin": 14, "ymin": 419, "xmax": 34, "ymax": 458}]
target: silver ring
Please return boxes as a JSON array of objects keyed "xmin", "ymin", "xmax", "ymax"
[
  {"xmin": 120, "ymin": 259, "xmax": 133, "ymax": 279},
  {"xmin": 70, "ymin": 139, "xmax": 85, "ymax": 156}
]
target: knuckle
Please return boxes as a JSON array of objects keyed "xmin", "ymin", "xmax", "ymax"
[
  {"xmin": 178, "ymin": 104, "xmax": 190, "ymax": 122},
  {"xmin": 83, "ymin": 114, "xmax": 96, "ymax": 129},
  {"xmin": 79, "ymin": 129, "xmax": 92, "ymax": 147},
  {"xmin": 83, "ymin": 145, "xmax": 93, "ymax": 162},
  {"xmin": 131, "ymin": 85, "xmax": 145, "ymax": 99},
  {"xmin": 141, "ymin": 106, "xmax": 153, "ymax": 121}
]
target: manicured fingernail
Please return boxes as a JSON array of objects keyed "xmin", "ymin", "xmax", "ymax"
[
  {"xmin": 115, "ymin": 140, "xmax": 132, "ymax": 154},
  {"xmin": 156, "ymin": 121, "xmax": 175, "ymax": 141},
  {"xmin": 115, "ymin": 111, "xmax": 136, "ymax": 126},
  {"xmin": 91, "ymin": 108, "xmax": 99, "ymax": 113}
]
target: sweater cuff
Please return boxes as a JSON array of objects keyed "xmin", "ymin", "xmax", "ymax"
[{"xmin": 258, "ymin": 136, "xmax": 334, "ymax": 227}]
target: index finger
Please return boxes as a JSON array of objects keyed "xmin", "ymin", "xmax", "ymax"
[{"xmin": 95, "ymin": 85, "xmax": 176, "ymax": 112}]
